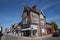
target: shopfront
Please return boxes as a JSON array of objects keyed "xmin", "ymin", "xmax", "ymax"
[{"xmin": 21, "ymin": 24, "xmax": 38, "ymax": 37}]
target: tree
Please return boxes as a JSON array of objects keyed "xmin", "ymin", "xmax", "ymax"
[{"xmin": 51, "ymin": 22, "xmax": 58, "ymax": 31}]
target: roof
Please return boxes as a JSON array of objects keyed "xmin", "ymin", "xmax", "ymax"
[
  {"xmin": 46, "ymin": 23, "xmax": 51, "ymax": 25},
  {"xmin": 38, "ymin": 9, "xmax": 46, "ymax": 18},
  {"xmin": 24, "ymin": 6, "xmax": 39, "ymax": 15},
  {"xmin": 22, "ymin": 5, "xmax": 46, "ymax": 18}
]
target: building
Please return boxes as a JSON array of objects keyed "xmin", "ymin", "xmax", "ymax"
[
  {"xmin": 0, "ymin": 25, "xmax": 2, "ymax": 33},
  {"xmin": 12, "ymin": 23, "xmax": 20, "ymax": 31},
  {"xmin": 11, "ymin": 23, "xmax": 21, "ymax": 36},
  {"xmin": 21, "ymin": 5, "xmax": 47, "ymax": 37},
  {"xmin": 46, "ymin": 23, "xmax": 55, "ymax": 35},
  {"xmin": 5, "ymin": 28, "xmax": 10, "ymax": 33}
]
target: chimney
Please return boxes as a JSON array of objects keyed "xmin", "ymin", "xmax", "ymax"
[{"xmin": 32, "ymin": 5, "xmax": 36, "ymax": 11}]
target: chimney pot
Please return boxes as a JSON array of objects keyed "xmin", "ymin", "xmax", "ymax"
[{"xmin": 32, "ymin": 5, "xmax": 36, "ymax": 11}]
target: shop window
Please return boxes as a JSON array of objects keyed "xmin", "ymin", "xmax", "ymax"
[{"xmin": 42, "ymin": 28, "xmax": 46, "ymax": 33}]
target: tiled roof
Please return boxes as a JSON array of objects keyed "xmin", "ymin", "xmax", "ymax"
[{"xmin": 24, "ymin": 6, "xmax": 39, "ymax": 15}]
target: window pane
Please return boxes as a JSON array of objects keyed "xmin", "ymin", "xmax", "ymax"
[
  {"xmin": 33, "ymin": 17, "xmax": 39, "ymax": 23},
  {"xmin": 24, "ymin": 12, "xmax": 27, "ymax": 16},
  {"xmin": 42, "ymin": 28, "xmax": 45, "ymax": 33},
  {"xmin": 23, "ymin": 18, "xmax": 28, "ymax": 24},
  {"xmin": 40, "ymin": 21, "xmax": 44, "ymax": 25},
  {"xmin": 40, "ymin": 14, "xmax": 44, "ymax": 19}
]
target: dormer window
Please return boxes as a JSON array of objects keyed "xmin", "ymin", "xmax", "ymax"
[
  {"xmin": 40, "ymin": 14, "xmax": 44, "ymax": 19},
  {"xmin": 24, "ymin": 12, "xmax": 27, "ymax": 17},
  {"xmin": 31, "ymin": 12, "xmax": 39, "ymax": 23}
]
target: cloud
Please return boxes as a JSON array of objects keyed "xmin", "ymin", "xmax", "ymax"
[
  {"xmin": 46, "ymin": 15, "xmax": 60, "ymax": 22},
  {"xmin": 46, "ymin": 15, "xmax": 60, "ymax": 28},
  {"xmin": 42, "ymin": 1, "xmax": 60, "ymax": 10}
]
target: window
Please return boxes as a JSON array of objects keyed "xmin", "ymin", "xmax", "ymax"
[
  {"xmin": 42, "ymin": 28, "xmax": 45, "ymax": 33},
  {"xmin": 40, "ymin": 14, "xmax": 44, "ymax": 19},
  {"xmin": 33, "ymin": 17, "xmax": 39, "ymax": 23},
  {"xmin": 23, "ymin": 12, "xmax": 28, "ymax": 24},
  {"xmin": 23, "ymin": 18, "xmax": 28, "ymax": 24},
  {"xmin": 24, "ymin": 12, "xmax": 27, "ymax": 17},
  {"xmin": 23, "ymin": 18, "xmax": 25, "ymax": 24},
  {"xmin": 31, "ymin": 12, "xmax": 39, "ymax": 23},
  {"xmin": 26, "ymin": 18, "xmax": 28, "ymax": 23},
  {"xmin": 40, "ymin": 21, "xmax": 45, "ymax": 25}
]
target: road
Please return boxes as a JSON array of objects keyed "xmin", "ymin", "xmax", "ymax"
[
  {"xmin": 1, "ymin": 35, "xmax": 6, "ymax": 40},
  {"xmin": 1, "ymin": 34, "xmax": 60, "ymax": 40}
]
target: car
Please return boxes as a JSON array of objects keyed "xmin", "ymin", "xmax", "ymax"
[{"xmin": 52, "ymin": 29, "xmax": 60, "ymax": 37}]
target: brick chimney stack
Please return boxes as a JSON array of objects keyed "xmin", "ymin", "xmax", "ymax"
[{"xmin": 32, "ymin": 5, "xmax": 36, "ymax": 11}]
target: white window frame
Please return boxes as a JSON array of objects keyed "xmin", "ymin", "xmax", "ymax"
[
  {"xmin": 42, "ymin": 28, "xmax": 46, "ymax": 33},
  {"xmin": 33, "ymin": 17, "xmax": 39, "ymax": 23},
  {"xmin": 23, "ymin": 18, "xmax": 28, "ymax": 24},
  {"xmin": 40, "ymin": 14, "xmax": 44, "ymax": 19},
  {"xmin": 40, "ymin": 21, "xmax": 45, "ymax": 25},
  {"xmin": 24, "ymin": 12, "xmax": 27, "ymax": 16}
]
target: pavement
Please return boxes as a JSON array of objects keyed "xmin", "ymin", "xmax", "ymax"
[
  {"xmin": 1, "ymin": 33, "xmax": 60, "ymax": 40},
  {"xmin": 1, "ymin": 35, "xmax": 6, "ymax": 40}
]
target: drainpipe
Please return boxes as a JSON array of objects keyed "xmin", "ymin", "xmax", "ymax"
[{"xmin": 31, "ymin": 27, "xmax": 33, "ymax": 37}]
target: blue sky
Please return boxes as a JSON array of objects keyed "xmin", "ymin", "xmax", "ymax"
[{"xmin": 0, "ymin": 0, "xmax": 60, "ymax": 29}]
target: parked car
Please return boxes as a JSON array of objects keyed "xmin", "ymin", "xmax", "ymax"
[{"xmin": 52, "ymin": 29, "xmax": 60, "ymax": 37}]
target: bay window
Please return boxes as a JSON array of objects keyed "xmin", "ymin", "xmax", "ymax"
[
  {"xmin": 40, "ymin": 14, "xmax": 44, "ymax": 19},
  {"xmin": 33, "ymin": 17, "xmax": 39, "ymax": 23},
  {"xmin": 40, "ymin": 21, "xmax": 45, "ymax": 25}
]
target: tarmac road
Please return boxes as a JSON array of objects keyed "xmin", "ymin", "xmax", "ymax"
[
  {"xmin": 1, "ymin": 34, "xmax": 6, "ymax": 40},
  {"xmin": 1, "ymin": 33, "xmax": 60, "ymax": 40}
]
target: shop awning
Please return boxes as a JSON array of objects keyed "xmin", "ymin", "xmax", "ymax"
[{"xmin": 21, "ymin": 28, "xmax": 31, "ymax": 31}]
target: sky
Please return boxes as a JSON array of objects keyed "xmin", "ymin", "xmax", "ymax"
[{"xmin": 0, "ymin": 0, "xmax": 60, "ymax": 29}]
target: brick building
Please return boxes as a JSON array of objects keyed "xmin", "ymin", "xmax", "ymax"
[
  {"xmin": 21, "ymin": 5, "xmax": 47, "ymax": 37},
  {"xmin": 11, "ymin": 23, "xmax": 21, "ymax": 34},
  {"xmin": 46, "ymin": 23, "xmax": 55, "ymax": 35},
  {"xmin": 5, "ymin": 28, "xmax": 10, "ymax": 33}
]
